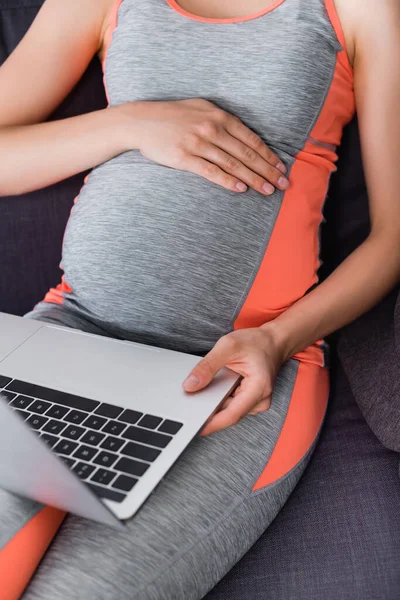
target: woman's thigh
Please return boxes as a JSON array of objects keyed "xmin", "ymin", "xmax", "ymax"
[
  {"xmin": 14, "ymin": 304, "xmax": 328, "ymax": 600},
  {"xmin": 207, "ymin": 362, "xmax": 400, "ymax": 600}
]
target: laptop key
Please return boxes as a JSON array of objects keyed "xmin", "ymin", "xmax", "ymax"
[
  {"xmin": 158, "ymin": 420, "xmax": 183, "ymax": 435},
  {"xmin": 0, "ymin": 376, "xmax": 12, "ymax": 388},
  {"xmin": 123, "ymin": 426, "xmax": 172, "ymax": 449},
  {"xmin": 63, "ymin": 425, "xmax": 85, "ymax": 441},
  {"xmin": 91, "ymin": 468, "xmax": 117, "ymax": 486},
  {"xmin": 5, "ymin": 380, "xmax": 99, "ymax": 412},
  {"xmin": 138, "ymin": 414, "xmax": 163, "ymax": 430},
  {"xmin": 95, "ymin": 403, "xmax": 123, "ymax": 419},
  {"xmin": 29, "ymin": 399, "xmax": 52, "ymax": 415},
  {"xmin": 43, "ymin": 419, "xmax": 67, "ymax": 435},
  {"xmin": 10, "ymin": 395, "xmax": 34, "ymax": 410},
  {"xmin": 118, "ymin": 409, "xmax": 143, "ymax": 425},
  {"xmin": 103, "ymin": 420, "xmax": 126, "ymax": 436},
  {"xmin": 81, "ymin": 430, "xmax": 105, "ymax": 447},
  {"xmin": 121, "ymin": 441, "xmax": 161, "ymax": 463},
  {"xmin": 54, "ymin": 439, "xmax": 79, "ymax": 456},
  {"xmin": 26, "ymin": 414, "xmax": 48, "ymax": 430},
  {"xmin": 0, "ymin": 391, "xmax": 16, "ymax": 403},
  {"xmin": 112, "ymin": 474, "xmax": 138, "ymax": 492},
  {"xmin": 64, "ymin": 410, "xmax": 87, "ymax": 425},
  {"xmin": 73, "ymin": 462, "xmax": 96, "ymax": 480},
  {"xmin": 82, "ymin": 415, "xmax": 107, "ymax": 430},
  {"xmin": 101, "ymin": 436, "xmax": 125, "ymax": 452},
  {"xmin": 73, "ymin": 444, "xmax": 98, "ymax": 461},
  {"xmin": 40, "ymin": 433, "xmax": 59, "ymax": 448},
  {"xmin": 87, "ymin": 483, "xmax": 126, "ymax": 503},
  {"xmin": 114, "ymin": 457, "xmax": 150, "ymax": 477},
  {"xmin": 46, "ymin": 404, "xmax": 69, "ymax": 419},
  {"xmin": 93, "ymin": 451, "xmax": 118, "ymax": 468}
]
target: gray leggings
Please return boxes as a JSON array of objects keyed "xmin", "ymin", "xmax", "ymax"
[{"xmin": 1, "ymin": 304, "xmax": 329, "ymax": 600}]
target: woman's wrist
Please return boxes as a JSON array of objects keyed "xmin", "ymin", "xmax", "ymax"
[
  {"xmin": 113, "ymin": 101, "xmax": 147, "ymax": 153},
  {"xmin": 259, "ymin": 319, "xmax": 293, "ymax": 363}
]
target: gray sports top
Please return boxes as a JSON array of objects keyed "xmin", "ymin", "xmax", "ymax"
[{"xmin": 44, "ymin": 0, "xmax": 355, "ymax": 362}]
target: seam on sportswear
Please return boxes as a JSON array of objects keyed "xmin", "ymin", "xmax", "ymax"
[
  {"xmin": 250, "ymin": 436, "xmax": 319, "ymax": 497},
  {"xmin": 131, "ymin": 452, "xmax": 309, "ymax": 599},
  {"xmin": 0, "ymin": 503, "xmax": 44, "ymax": 551},
  {"xmin": 228, "ymin": 191, "xmax": 284, "ymax": 324},
  {"xmin": 228, "ymin": 157, "xmax": 296, "ymax": 326},
  {"xmin": 308, "ymin": 136, "xmax": 337, "ymax": 152},
  {"xmin": 246, "ymin": 359, "xmax": 299, "ymax": 493},
  {"xmin": 304, "ymin": 53, "xmax": 338, "ymax": 142},
  {"xmin": 131, "ymin": 494, "xmax": 244, "ymax": 599},
  {"xmin": 131, "ymin": 361, "xmax": 300, "ymax": 597},
  {"xmin": 229, "ymin": 50, "xmax": 337, "ymax": 328},
  {"xmin": 323, "ymin": 0, "xmax": 354, "ymax": 77}
]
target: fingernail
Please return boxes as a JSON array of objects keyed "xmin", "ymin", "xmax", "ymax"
[
  {"xmin": 262, "ymin": 182, "xmax": 275, "ymax": 195},
  {"xmin": 183, "ymin": 374, "xmax": 200, "ymax": 389},
  {"xmin": 277, "ymin": 162, "xmax": 287, "ymax": 174},
  {"xmin": 278, "ymin": 176, "xmax": 290, "ymax": 190},
  {"xmin": 236, "ymin": 182, "xmax": 247, "ymax": 192}
]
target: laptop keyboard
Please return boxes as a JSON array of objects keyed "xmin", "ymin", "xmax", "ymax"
[{"xmin": 0, "ymin": 375, "xmax": 183, "ymax": 504}]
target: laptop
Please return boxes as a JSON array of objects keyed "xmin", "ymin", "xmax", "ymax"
[{"xmin": 0, "ymin": 312, "xmax": 239, "ymax": 528}]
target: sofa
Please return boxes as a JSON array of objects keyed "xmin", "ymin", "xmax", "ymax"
[{"xmin": 1, "ymin": 2, "xmax": 399, "ymax": 598}]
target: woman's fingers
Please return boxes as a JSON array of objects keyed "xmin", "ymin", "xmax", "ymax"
[
  {"xmin": 193, "ymin": 138, "xmax": 284, "ymax": 196},
  {"xmin": 224, "ymin": 113, "xmax": 287, "ymax": 171},
  {"xmin": 187, "ymin": 114, "xmax": 289, "ymax": 195},
  {"xmin": 218, "ymin": 131, "xmax": 290, "ymax": 191},
  {"xmin": 200, "ymin": 377, "xmax": 268, "ymax": 436},
  {"xmin": 184, "ymin": 156, "xmax": 251, "ymax": 193},
  {"xmin": 248, "ymin": 398, "xmax": 271, "ymax": 415}
]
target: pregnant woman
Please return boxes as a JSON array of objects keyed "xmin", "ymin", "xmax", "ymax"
[{"xmin": 0, "ymin": 0, "xmax": 399, "ymax": 598}]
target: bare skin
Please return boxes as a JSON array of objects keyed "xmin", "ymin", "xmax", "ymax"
[{"xmin": 0, "ymin": 0, "xmax": 399, "ymax": 435}]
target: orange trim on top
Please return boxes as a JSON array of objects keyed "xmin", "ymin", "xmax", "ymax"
[
  {"xmin": 233, "ymin": 146, "xmax": 333, "ymax": 367},
  {"xmin": 324, "ymin": 0, "xmax": 353, "ymax": 77},
  {"xmin": 102, "ymin": 0, "xmax": 125, "ymax": 102},
  {"xmin": 43, "ymin": 276, "xmax": 72, "ymax": 306},
  {"xmin": 166, "ymin": 0, "xmax": 286, "ymax": 24},
  {"xmin": 252, "ymin": 361, "xmax": 329, "ymax": 491},
  {"xmin": 0, "ymin": 507, "xmax": 66, "ymax": 600},
  {"xmin": 233, "ymin": 39, "xmax": 355, "ymax": 366}
]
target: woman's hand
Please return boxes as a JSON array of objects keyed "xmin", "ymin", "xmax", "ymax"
[
  {"xmin": 182, "ymin": 326, "xmax": 286, "ymax": 436},
  {"xmin": 121, "ymin": 99, "xmax": 289, "ymax": 196}
]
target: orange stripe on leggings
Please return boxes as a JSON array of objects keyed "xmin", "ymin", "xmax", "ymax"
[
  {"xmin": 253, "ymin": 362, "xmax": 329, "ymax": 491},
  {"xmin": 0, "ymin": 507, "xmax": 66, "ymax": 600}
]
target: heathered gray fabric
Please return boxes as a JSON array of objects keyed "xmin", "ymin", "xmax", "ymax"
[
  {"xmin": 0, "ymin": 488, "xmax": 43, "ymax": 549},
  {"xmin": 15, "ymin": 305, "xmax": 322, "ymax": 600},
  {"xmin": 41, "ymin": 0, "xmax": 342, "ymax": 355},
  {"xmin": 13, "ymin": 304, "xmax": 321, "ymax": 600},
  {"xmin": 2, "ymin": 2, "xmax": 340, "ymax": 595}
]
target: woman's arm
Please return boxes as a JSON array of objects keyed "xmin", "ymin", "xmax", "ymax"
[
  {"xmin": 264, "ymin": 0, "xmax": 400, "ymax": 360},
  {"xmin": 0, "ymin": 0, "xmax": 289, "ymax": 197},
  {"xmin": 0, "ymin": 0, "xmax": 130, "ymax": 196},
  {"xmin": 184, "ymin": 0, "xmax": 400, "ymax": 434}
]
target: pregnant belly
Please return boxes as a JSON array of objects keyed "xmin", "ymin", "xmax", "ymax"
[{"xmin": 61, "ymin": 154, "xmax": 283, "ymax": 352}]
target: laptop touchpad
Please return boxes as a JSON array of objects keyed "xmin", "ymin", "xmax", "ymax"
[{"xmin": 0, "ymin": 325, "xmax": 199, "ymax": 410}]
